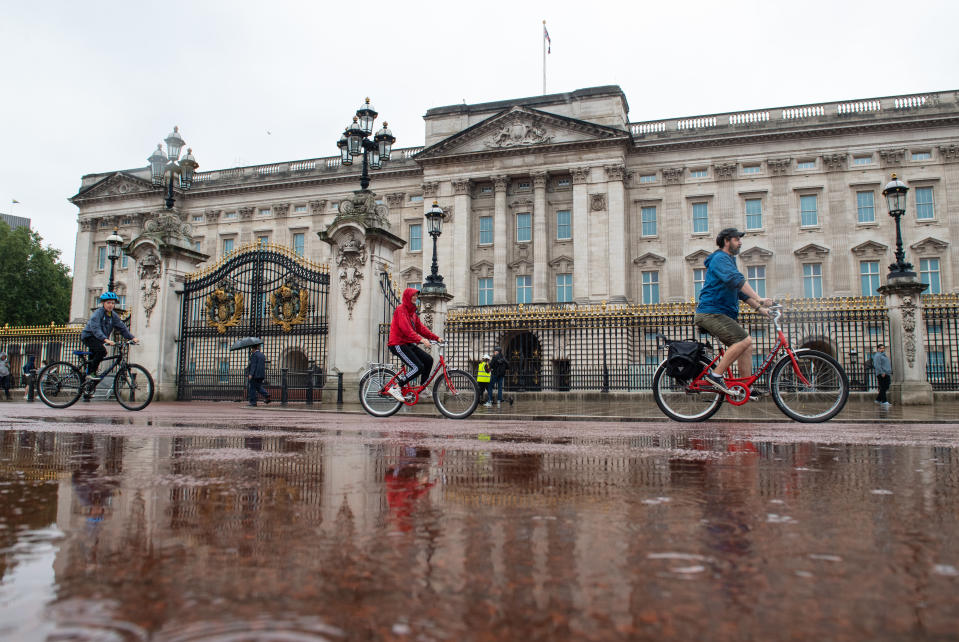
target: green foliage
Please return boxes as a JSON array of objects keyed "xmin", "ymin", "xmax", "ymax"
[{"xmin": 0, "ymin": 221, "xmax": 72, "ymax": 325}]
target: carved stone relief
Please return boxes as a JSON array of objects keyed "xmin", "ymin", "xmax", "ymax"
[
  {"xmin": 204, "ymin": 209, "xmax": 221, "ymax": 223},
  {"xmin": 938, "ymin": 144, "xmax": 959, "ymax": 161},
  {"xmin": 767, "ymin": 158, "xmax": 792, "ymax": 175},
  {"xmin": 137, "ymin": 250, "xmax": 162, "ymax": 327},
  {"xmin": 385, "ymin": 193, "xmax": 406, "ymax": 208},
  {"xmin": 335, "ymin": 232, "xmax": 367, "ymax": 320},
  {"xmin": 273, "ymin": 202, "xmax": 291, "ymax": 218},
  {"xmin": 571, "ymin": 167, "xmax": 590, "ymax": 185},
  {"xmin": 492, "ymin": 175, "xmax": 509, "ymax": 192},
  {"xmin": 590, "ymin": 194, "xmax": 607, "ymax": 212},
  {"xmin": 879, "ymin": 148, "xmax": 906, "ymax": 167},
  {"xmin": 238, "ymin": 206, "xmax": 254, "ymax": 220},
  {"xmin": 713, "ymin": 163, "xmax": 737, "ymax": 180},
  {"xmin": 420, "ymin": 300, "xmax": 435, "ymax": 329},
  {"xmin": 422, "ymin": 182, "xmax": 440, "ymax": 198},
  {"xmin": 662, "ymin": 167, "xmax": 684, "ymax": 184},
  {"xmin": 78, "ymin": 219, "xmax": 94, "ymax": 232},
  {"xmin": 605, "ymin": 165, "xmax": 626, "ymax": 182},
  {"xmin": 821, "ymin": 153, "xmax": 847, "ymax": 171},
  {"xmin": 530, "ymin": 172, "xmax": 548, "ymax": 189},
  {"xmin": 452, "ymin": 179, "xmax": 471, "ymax": 195},
  {"xmin": 309, "ymin": 200, "xmax": 327, "ymax": 216},
  {"xmin": 901, "ymin": 295, "xmax": 918, "ymax": 367},
  {"xmin": 485, "ymin": 116, "xmax": 552, "ymax": 148}
]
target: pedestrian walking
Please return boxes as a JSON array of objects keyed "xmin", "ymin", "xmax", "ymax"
[
  {"xmin": 477, "ymin": 353, "xmax": 492, "ymax": 407},
  {"xmin": 489, "ymin": 346, "xmax": 512, "ymax": 406},
  {"xmin": 0, "ymin": 353, "xmax": 11, "ymax": 400},
  {"xmin": 22, "ymin": 354, "xmax": 37, "ymax": 399},
  {"xmin": 872, "ymin": 343, "xmax": 892, "ymax": 406},
  {"xmin": 246, "ymin": 343, "xmax": 271, "ymax": 407}
]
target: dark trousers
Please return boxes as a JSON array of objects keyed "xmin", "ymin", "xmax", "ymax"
[
  {"xmin": 0, "ymin": 375, "xmax": 9, "ymax": 398},
  {"xmin": 490, "ymin": 374, "xmax": 504, "ymax": 403},
  {"xmin": 390, "ymin": 344, "xmax": 433, "ymax": 387},
  {"xmin": 876, "ymin": 374, "xmax": 891, "ymax": 403},
  {"xmin": 248, "ymin": 377, "xmax": 269, "ymax": 405},
  {"xmin": 82, "ymin": 336, "xmax": 107, "ymax": 376}
]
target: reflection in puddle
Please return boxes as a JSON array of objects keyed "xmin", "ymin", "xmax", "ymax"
[{"xmin": 0, "ymin": 429, "xmax": 957, "ymax": 639}]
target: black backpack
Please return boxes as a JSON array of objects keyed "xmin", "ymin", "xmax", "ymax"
[{"xmin": 665, "ymin": 341, "xmax": 705, "ymax": 381}]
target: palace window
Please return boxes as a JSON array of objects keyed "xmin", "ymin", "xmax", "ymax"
[
  {"xmin": 480, "ymin": 185, "xmax": 493, "ymax": 194},
  {"xmin": 642, "ymin": 271, "xmax": 660, "ymax": 304},
  {"xmin": 853, "ymin": 155, "xmax": 872, "ymax": 165},
  {"xmin": 292, "ymin": 233, "xmax": 305, "ymax": 256},
  {"xmin": 218, "ymin": 360, "xmax": 230, "ymax": 384},
  {"xmin": 517, "ymin": 181, "xmax": 531, "ymax": 191},
  {"xmin": 928, "ymin": 350, "xmax": 946, "ymax": 382},
  {"xmin": 797, "ymin": 160, "xmax": 816, "ymax": 169},
  {"xmin": 410, "ymin": 195, "xmax": 424, "ymax": 203},
  {"xmin": 194, "ymin": 240, "xmax": 202, "ymax": 252},
  {"xmin": 694, "ymin": 268, "xmax": 706, "ymax": 300},
  {"xmin": 912, "ymin": 151, "xmax": 932, "ymax": 161},
  {"xmin": 742, "ymin": 165, "xmax": 761, "ymax": 175},
  {"xmin": 516, "ymin": 275, "xmax": 532, "ymax": 304},
  {"xmin": 690, "ymin": 168, "xmax": 707, "ymax": 178},
  {"xmin": 479, "ymin": 216, "xmax": 493, "ymax": 244},
  {"xmin": 407, "ymin": 282, "xmax": 421, "ymax": 291},
  {"xmin": 556, "ymin": 210, "xmax": 571, "ymax": 240},
  {"xmin": 803, "ymin": 263, "xmax": 822, "ymax": 298},
  {"xmin": 120, "ymin": 253, "xmax": 129, "ymax": 269},
  {"xmin": 222, "ymin": 238, "xmax": 235, "ymax": 254},
  {"xmin": 692, "ymin": 202, "xmax": 708, "ymax": 234},
  {"xmin": 745, "ymin": 199, "xmax": 762, "ymax": 230},
  {"xmin": 409, "ymin": 223, "xmax": 422, "ymax": 252},
  {"xmin": 920, "ymin": 258, "xmax": 941, "ymax": 294},
  {"xmin": 478, "ymin": 277, "xmax": 493, "ymax": 306},
  {"xmin": 259, "ymin": 208, "xmax": 271, "ymax": 217},
  {"xmin": 516, "ymin": 213, "xmax": 532, "ymax": 243},
  {"xmin": 639, "ymin": 174, "xmax": 656, "ymax": 184},
  {"xmin": 294, "ymin": 205, "xmax": 307, "ymax": 213},
  {"xmin": 857, "ymin": 191, "xmax": 875, "ymax": 223},
  {"xmin": 223, "ymin": 211, "xmax": 237, "ymax": 220},
  {"xmin": 641, "ymin": 206, "xmax": 657, "ymax": 237},
  {"xmin": 860, "ymin": 261, "xmax": 880, "ymax": 296},
  {"xmin": 556, "ymin": 178, "xmax": 571, "ymax": 188},
  {"xmin": 97, "ymin": 246, "xmax": 106, "ymax": 270},
  {"xmin": 747, "ymin": 265, "xmax": 766, "ymax": 298},
  {"xmin": 556, "ymin": 273, "xmax": 572, "ymax": 303},
  {"xmin": 915, "ymin": 186, "xmax": 935, "ymax": 220},
  {"xmin": 193, "ymin": 215, "xmax": 203, "ymax": 222},
  {"xmin": 258, "ymin": 235, "xmax": 269, "ymax": 246},
  {"xmin": 116, "ymin": 294, "xmax": 127, "ymax": 308},
  {"xmin": 800, "ymin": 194, "xmax": 818, "ymax": 227}
]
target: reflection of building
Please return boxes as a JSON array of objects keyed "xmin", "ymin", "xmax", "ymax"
[{"xmin": 70, "ymin": 86, "xmax": 959, "ymax": 325}]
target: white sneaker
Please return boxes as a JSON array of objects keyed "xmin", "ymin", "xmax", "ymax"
[
  {"xmin": 420, "ymin": 388, "xmax": 432, "ymax": 399},
  {"xmin": 387, "ymin": 385, "xmax": 405, "ymax": 402},
  {"xmin": 483, "ymin": 401, "xmax": 492, "ymax": 407}
]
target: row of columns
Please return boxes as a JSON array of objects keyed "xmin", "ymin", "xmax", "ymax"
[{"xmin": 421, "ymin": 165, "xmax": 629, "ymax": 307}]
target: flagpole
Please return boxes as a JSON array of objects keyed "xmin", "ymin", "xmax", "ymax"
[{"xmin": 542, "ymin": 20, "xmax": 546, "ymax": 95}]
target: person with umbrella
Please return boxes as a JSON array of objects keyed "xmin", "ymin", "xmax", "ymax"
[{"xmin": 232, "ymin": 338, "xmax": 271, "ymax": 407}]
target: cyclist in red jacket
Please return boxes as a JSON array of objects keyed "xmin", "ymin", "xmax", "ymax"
[{"xmin": 387, "ymin": 288, "xmax": 440, "ymax": 402}]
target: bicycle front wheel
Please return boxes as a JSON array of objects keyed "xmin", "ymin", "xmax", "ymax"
[
  {"xmin": 770, "ymin": 350, "xmax": 849, "ymax": 423},
  {"xmin": 114, "ymin": 364, "xmax": 155, "ymax": 411},
  {"xmin": 359, "ymin": 367, "xmax": 403, "ymax": 417},
  {"xmin": 37, "ymin": 361, "xmax": 84, "ymax": 409},
  {"xmin": 652, "ymin": 361, "xmax": 723, "ymax": 422},
  {"xmin": 433, "ymin": 369, "xmax": 479, "ymax": 419}
]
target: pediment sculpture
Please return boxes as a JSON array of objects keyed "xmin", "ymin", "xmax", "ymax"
[{"xmin": 486, "ymin": 118, "xmax": 552, "ymax": 148}]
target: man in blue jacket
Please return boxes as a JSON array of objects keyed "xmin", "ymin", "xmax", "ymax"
[
  {"xmin": 246, "ymin": 343, "xmax": 271, "ymax": 407},
  {"xmin": 80, "ymin": 292, "xmax": 138, "ymax": 380},
  {"xmin": 695, "ymin": 228, "xmax": 772, "ymax": 393}
]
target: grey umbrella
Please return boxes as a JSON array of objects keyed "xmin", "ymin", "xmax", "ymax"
[{"xmin": 228, "ymin": 337, "xmax": 263, "ymax": 351}]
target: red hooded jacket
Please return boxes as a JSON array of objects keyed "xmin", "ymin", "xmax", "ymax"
[{"xmin": 388, "ymin": 288, "xmax": 440, "ymax": 346}]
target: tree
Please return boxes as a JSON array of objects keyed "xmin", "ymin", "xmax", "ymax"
[{"xmin": 0, "ymin": 221, "xmax": 72, "ymax": 325}]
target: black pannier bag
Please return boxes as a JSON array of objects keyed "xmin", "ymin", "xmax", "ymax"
[{"xmin": 665, "ymin": 341, "xmax": 704, "ymax": 381}]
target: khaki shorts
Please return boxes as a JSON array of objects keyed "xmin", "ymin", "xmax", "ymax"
[{"xmin": 695, "ymin": 313, "xmax": 748, "ymax": 346}]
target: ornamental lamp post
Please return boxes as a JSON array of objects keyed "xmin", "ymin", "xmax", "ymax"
[
  {"xmin": 335, "ymin": 98, "xmax": 396, "ymax": 191},
  {"xmin": 148, "ymin": 126, "xmax": 199, "ymax": 209},
  {"xmin": 421, "ymin": 201, "xmax": 446, "ymax": 294},
  {"xmin": 105, "ymin": 227, "xmax": 124, "ymax": 293},
  {"xmin": 882, "ymin": 173, "xmax": 915, "ymax": 280}
]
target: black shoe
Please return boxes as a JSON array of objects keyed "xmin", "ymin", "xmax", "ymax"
[
  {"xmin": 703, "ymin": 372, "xmax": 731, "ymax": 393},
  {"xmin": 264, "ymin": 397, "xmax": 271, "ymax": 405},
  {"xmin": 508, "ymin": 397, "xmax": 514, "ymax": 406}
]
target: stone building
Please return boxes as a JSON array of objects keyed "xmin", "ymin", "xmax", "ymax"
[{"xmin": 70, "ymin": 85, "xmax": 959, "ymax": 323}]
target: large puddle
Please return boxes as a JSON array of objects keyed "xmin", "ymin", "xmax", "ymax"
[{"xmin": 1, "ymin": 418, "xmax": 958, "ymax": 640}]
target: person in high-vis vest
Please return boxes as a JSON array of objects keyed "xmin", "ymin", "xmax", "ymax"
[{"xmin": 477, "ymin": 353, "xmax": 492, "ymax": 407}]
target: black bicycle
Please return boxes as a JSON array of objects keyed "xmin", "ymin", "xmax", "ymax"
[{"xmin": 37, "ymin": 339, "xmax": 155, "ymax": 411}]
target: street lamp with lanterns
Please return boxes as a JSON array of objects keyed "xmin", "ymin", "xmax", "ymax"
[
  {"xmin": 148, "ymin": 126, "xmax": 199, "ymax": 209},
  {"xmin": 882, "ymin": 173, "xmax": 915, "ymax": 280},
  {"xmin": 421, "ymin": 201, "xmax": 446, "ymax": 294},
  {"xmin": 105, "ymin": 227, "xmax": 124, "ymax": 294},
  {"xmin": 335, "ymin": 98, "xmax": 396, "ymax": 191}
]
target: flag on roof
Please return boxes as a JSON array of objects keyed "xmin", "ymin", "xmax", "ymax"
[{"xmin": 543, "ymin": 22, "xmax": 551, "ymax": 54}]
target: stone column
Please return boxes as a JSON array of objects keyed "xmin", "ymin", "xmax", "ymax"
[
  {"xmin": 70, "ymin": 219, "xmax": 96, "ymax": 322},
  {"xmin": 492, "ymin": 175, "xmax": 509, "ymax": 304},
  {"xmin": 571, "ymin": 167, "xmax": 591, "ymax": 303},
  {"xmin": 877, "ymin": 278, "xmax": 933, "ymax": 405},
  {"xmin": 532, "ymin": 171, "xmax": 549, "ymax": 303},
  {"xmin": 238, "ymin": 206, "xmax": 254, "ymax": 245},
  {"xmin": 767, "ymin": 158, "xmax": 792, "ymax": 299},
  {"xmin": 127, "ymin": 210, "xmax": 208, "ymax": 401},
  {"xmin": 661, "ymin": 167, "xmax": 685, "ymax": 299},
  {"xmin": 823, "ymin": 154, "xmax": 851, "ymax": 296},
  {"xmin": 451, "ymin": 178, "xmax": 472, "ymax": 306},
  {"xmin": 319, "ymin": 191, "xmax": 405, "ymax": 388},
  {"xmin": 605, "ymin": 165, "xmax": 628, "ymax": 303}
]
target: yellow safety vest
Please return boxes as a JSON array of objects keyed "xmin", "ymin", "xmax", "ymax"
[{"xmin": 477, "ymin": 361, "xmax": 491, "ymax": 383}]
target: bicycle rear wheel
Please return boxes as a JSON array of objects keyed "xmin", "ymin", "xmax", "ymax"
[
  {"xmin": 433, "ymin": 369, "xmax": 479, "ymax": 419},
  {"xmin": 37, "ymin": 361, "xmax": 84, "ymax": 409},
  {"xmin": 770, "ymin": 350, "xmax": 849, "ymax": 423},
  {"xmin": 114, "ymin": 363, "xmax": 155, "ymax": 411},
  {"xmin": 359, "ymin": 367, "xmax": 403, "ymax": 417},
  {"xmin": 652, "ymin": 361, "xmax": 723, "ymax": 422}
]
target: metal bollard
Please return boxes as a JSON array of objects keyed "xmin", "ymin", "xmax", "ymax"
[
  {"xmin": 305, "ymin": 366, "xmax": 314, "ymax": 406},
  {"xmin": 280, "ymin": 368, "xmax": 289, "ymax": 406},
  {"xmin": 336, "ymin": 372, "xmax": 343, "ymax": 405}
]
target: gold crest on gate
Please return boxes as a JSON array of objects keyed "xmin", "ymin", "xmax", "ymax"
[
  {"xmin": 269, "ymin": 277, "xmax": 308, "ymax": 332},
  {"xmin": 205, "ymin": 278, "xmax": 244, "ymax": 333}
]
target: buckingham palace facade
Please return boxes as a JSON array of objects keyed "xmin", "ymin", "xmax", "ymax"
[{"xmin": 70, "ymin": 85, "xmax": 959, "ymax": 320}]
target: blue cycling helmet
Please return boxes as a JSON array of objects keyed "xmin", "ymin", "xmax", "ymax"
[{"xmin": 99, "ymin": 292, "xmax": 119, "ymax": 302}]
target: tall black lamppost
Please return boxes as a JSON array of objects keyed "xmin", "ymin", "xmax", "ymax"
[
  {"xmin": 421, "ymin": 201, "xmax": 446, "ymax": 294},
  {"xmin": 105, "ymin": 227, "xmax": 124, "ymax": 293},
  {"xmin": 148, "ymin": 126, "xmax": 199, "ymax": 209},
  {"xmin": 336, "ymin": 98, "xmax": 396, "ymax": 191},
  {"xmin": 882, "ymin": 173, "xmax": 915, "ymax": 280}
]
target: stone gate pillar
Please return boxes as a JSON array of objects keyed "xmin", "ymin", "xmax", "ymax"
[
  {"xmin": 877, "ymin": 278, "xmax": 933, "ymax": 405},
  {"xmin": 319, "ymin": 191, "xmax": 405, "ymax": 388},
  {"xmin": 126, "ymin": 210, "xmax": 208, "ymax": 401}
]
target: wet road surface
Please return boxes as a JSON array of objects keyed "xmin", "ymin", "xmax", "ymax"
[{"xmin": 1, "ymin": 402, "xmax": 958, "ymax": 640}]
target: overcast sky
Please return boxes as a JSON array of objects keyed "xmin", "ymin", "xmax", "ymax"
[{"xmin": 1, "ymin": 0, "xmax": 957, "ymax": 271}]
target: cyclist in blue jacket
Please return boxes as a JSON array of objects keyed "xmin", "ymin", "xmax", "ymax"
[
  {"xmin": 695, "ymin": 228, "xmax": 771, "ymax": 394},
  {"xmin": 80, "ymin": 292, "xmax": 138, "ymax": 380}
]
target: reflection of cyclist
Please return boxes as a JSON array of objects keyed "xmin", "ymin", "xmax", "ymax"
[
  {"xmin": 695, "ymin": 228, "xmax": 772, "ymax": 393},
  {"xmin": 385, "ymin": 447, "xmax": 435, "ymax": 532},
  {"xmin": 387, "ymin": 288, "xmax": 439, "ymax": 402},
  {"xmin": 80, "ymin": 292, "xmax": 138, "ymax": 381}
]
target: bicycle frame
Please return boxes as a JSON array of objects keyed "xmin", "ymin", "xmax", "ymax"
[
  {"xmin": 686, "ymin": 308, "xmax": 812, "ymax": 404},
  {"xmin": 78, "ymin": 341, "xmax": 131, "ymax": 381},
  {"xmin": 379, "ymin": 343, "xmax": 459, "ymax": 404}
]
